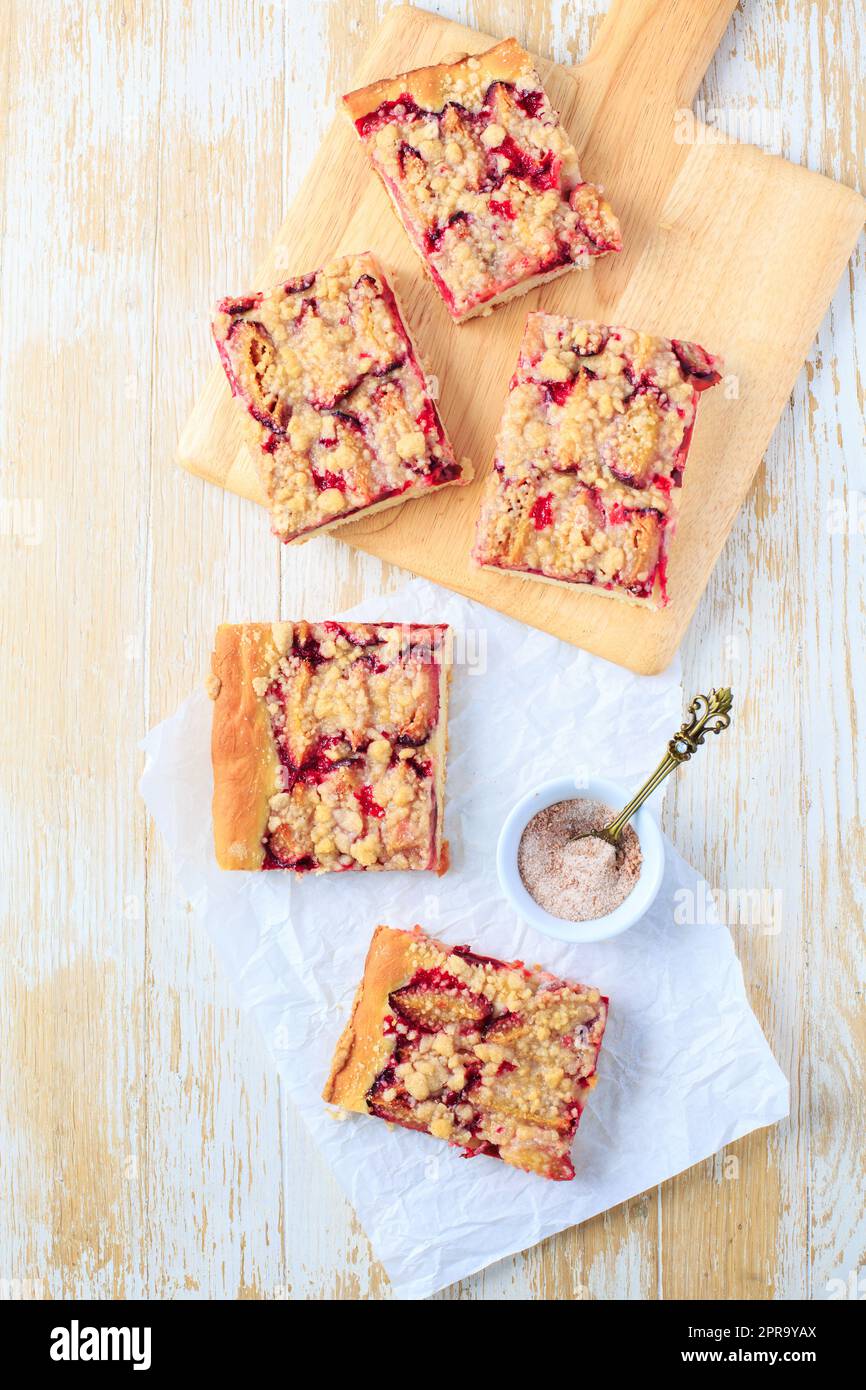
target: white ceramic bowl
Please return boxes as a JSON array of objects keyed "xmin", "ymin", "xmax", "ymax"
[{"xmin": 496, "ymin": 775, "xmax": 665, "ymax": 944}]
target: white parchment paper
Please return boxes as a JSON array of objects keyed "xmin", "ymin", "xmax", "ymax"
[{"xmin": 140, "ymin": 579, "xmax": 788, "ymax": 1299}]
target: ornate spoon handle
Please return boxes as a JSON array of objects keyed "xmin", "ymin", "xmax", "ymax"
[{"xmin": 600, "ymin": 688, "xmax": 734, "ymax": 845}]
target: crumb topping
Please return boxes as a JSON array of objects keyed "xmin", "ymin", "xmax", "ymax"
[
  {"xmin": 474, "ymin": 314, "xmax": 722, "ymax": 605},
  {"xmin": 364, "ymin": 931, "xmax": 607, "ymax": 1180},
  {"xmin": 348, "ymin": 47, "xmax": 620, "ymax": 320},
  {"xmin": 212, "ymin": 254, "xmax": 464, "ymax": 541},
  {"xmin": 248, "ymin": 622, "xmax": 448, "ymax": 874}
]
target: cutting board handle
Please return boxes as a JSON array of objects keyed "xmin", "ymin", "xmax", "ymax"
[{"xmin": 580, "ymin": 0, "xmax": 738, "ymax": 112}]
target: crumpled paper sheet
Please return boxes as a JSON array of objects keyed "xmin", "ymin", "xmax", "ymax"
[{"xmin": 140, "ymin": 579, "xmax": 788, "ymax": 1300}]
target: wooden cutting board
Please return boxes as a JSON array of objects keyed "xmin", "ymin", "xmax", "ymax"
[{"xmin": 177, "ymin": 0, "xmax": 865, "ymax": 674}]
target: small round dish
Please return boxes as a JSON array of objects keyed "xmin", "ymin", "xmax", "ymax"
[{"xmin": 496, "ymin": 775, "xmax": 666, "ymax": 944}]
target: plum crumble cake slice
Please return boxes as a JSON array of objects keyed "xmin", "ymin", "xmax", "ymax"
[
  {"xmin": 324, "ymin": 924, "xmax": 608, "ymax": 1181},
  {"xmin": 212, "ymin": 253, "xmax": 467, "ymax": 543},
  {"xmin": 209, "ymin": 622, "xmax": 451, "ymax": 874},
  {"xmin": 343, "ymin": 39, "xmax": 621, "ymax": 323},
  {"xmin": 473, "ymin": 314, "xmax": 723, "ymax": 607}
]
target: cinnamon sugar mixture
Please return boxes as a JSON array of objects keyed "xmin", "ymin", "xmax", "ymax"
[{"xmin": 517, "ymin": 798, "xmax": 642, "ymax": 922}]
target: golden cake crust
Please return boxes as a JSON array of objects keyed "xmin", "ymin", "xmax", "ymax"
[
  {"xmin": 323, "ymin": 924, "xmax": 416, "ymax": 1111},
  {"xmin": 210, "ymin": 624, "xmax": 280, "ymax": 870},
  {"xmin": 343, "ymin": 38, "xmax": 528, "ymax": 121}
]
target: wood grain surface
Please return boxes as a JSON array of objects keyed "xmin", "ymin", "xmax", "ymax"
[
  {"xmin": 1, "ymin": 0, "xmax": 864, "ymax": 1301},
  {"xmin": 176, "ymin": 0, "xmax": 865, "ymax": 675}
]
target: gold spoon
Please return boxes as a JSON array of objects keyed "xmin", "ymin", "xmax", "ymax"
[{"xmin": 572, "ymin": 688, "xmax": 734, "ymax": 848}]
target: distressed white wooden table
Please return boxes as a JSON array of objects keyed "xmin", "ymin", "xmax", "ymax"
[{"xmin": 1, "ymin": 0, "xmax": 863, "ymax": 1300}]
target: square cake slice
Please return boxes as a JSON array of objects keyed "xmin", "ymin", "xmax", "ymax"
[
  {"xmin": 473, "ymin": 315, "xmax": 723, "ymax": 607},
  {"xmin": 323, "ymin": 924, "xmax": 608, "ymax": 1181},
  {"xmin": 209, "ymin": 622, "xmax": 451, "ymax": 874},
  {"xmin": 343, "ymin": 40, "xmax": 620, "ymax": 323},
  {"xmin": 212, "ymin": 253, "xmax": 468, "ymax": 543}
]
